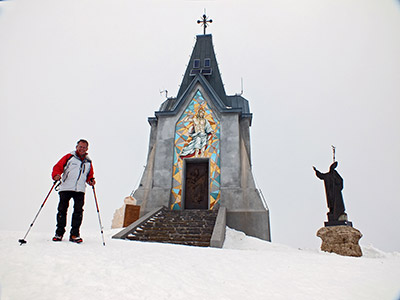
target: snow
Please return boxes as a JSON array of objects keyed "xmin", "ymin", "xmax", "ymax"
[
  {"xmin": 1, "ymin": 0, "xmax": 400, "ymax": 255},
  {"xmin": 1, "ymin": 228, "xmax": 399, "ymax": 300}
]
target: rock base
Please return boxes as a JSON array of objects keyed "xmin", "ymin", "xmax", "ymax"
[{"xmin": 316, "ymin": 226, "xmax": 363, "ymax": 257}]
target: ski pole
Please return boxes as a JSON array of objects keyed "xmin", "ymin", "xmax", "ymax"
[
  {"xmin": 19, "ymin": 180, "xmax": 59, "ymax": 245},
  {"xmin": 92, "ymin": 185, "xmax": 106, "ymax": 246}
]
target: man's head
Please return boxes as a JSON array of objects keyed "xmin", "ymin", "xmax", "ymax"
[
  {"xmin": 196, "ymin": 108, "xmax": 205, "ymax": 118},
  {"xmin": 76, "ymin": 139, "xmax": 89, "ymax": 157}
]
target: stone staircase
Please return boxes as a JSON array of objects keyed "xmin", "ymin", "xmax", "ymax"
[{"xmin": 125, "ymin": 206, "xmax": 219, "ymax": 247}]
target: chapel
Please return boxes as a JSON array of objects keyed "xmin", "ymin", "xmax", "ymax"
[{"xmin": 114, "ymin": 16, "xmax": 271, "ymax": 243}]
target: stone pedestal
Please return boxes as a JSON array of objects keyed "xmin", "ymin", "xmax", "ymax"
[
  {"xmin": 324, "ymin": 220, "xmax": 353, "ymax": 227},
  {"xmin": 316, "ymin": 226, "xmax": 363, "ymax": 257}
]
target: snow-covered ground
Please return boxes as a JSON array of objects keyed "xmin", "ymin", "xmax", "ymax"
[{"xmin": 0, "ymin": 228, "xmax": 399, "ymax": 300}]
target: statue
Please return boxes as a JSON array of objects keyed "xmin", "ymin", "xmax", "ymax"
[
  {"xmin": 313, "ymin": 161, "xmax": 347, "ymax": 223},
  {"xmin": 314, "ymin": 149, "xmax": 362, "ymax": 256}
]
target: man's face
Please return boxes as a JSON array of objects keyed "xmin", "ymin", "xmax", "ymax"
[{"xmin": 76, "ymin": 142, "xmax": 88, "ymax": 156}]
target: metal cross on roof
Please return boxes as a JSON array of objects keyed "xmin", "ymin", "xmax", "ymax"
[{"xmin": 197, "ymin": 14, "xmax": 213, "ymax": 35}]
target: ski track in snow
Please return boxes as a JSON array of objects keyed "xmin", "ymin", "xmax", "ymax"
[{"xmin": 0, "ymin": 228, "xmax": 399, "ymax": 300}]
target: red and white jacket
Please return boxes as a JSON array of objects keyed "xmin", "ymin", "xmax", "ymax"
[{"xmin": 52, "ymin": 151, "xmax": 94, "ymax": 193}]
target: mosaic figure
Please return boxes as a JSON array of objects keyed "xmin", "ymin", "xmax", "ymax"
[{"xmin": 180, "ymin": 108, "xmax": 215, "ymax": 158}]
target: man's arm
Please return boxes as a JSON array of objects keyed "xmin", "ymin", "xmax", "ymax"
[
  {"xmin": 52, "ymin": 153, "xmax": 73, "ymax": 181},
  {"xmin": 87, "ymin": 164, "xmax": 96, "ymax": 186}
]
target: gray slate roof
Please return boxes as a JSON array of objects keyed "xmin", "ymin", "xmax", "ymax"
[
  {"xmin": 177, "ymin": 34, "xmax": 226, "ymax": 104},
  {"xmin": 156, "ymin": 34, "xmax": 252, "ymax": 123}
]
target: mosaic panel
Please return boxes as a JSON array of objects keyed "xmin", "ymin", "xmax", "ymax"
[{"xmin": 171, "ymin": 90, "xmax": 220, "ymax": 210}]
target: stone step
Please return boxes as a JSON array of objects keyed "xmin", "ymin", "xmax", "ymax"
[
  {"xmin": 139, "ymin": 221, "xmax": 215, "ymax": 229},
  {"xmin": 126, "ymin": 237, "xmax": 210, "ymax": 247},
  {"xmin": 150, "ymin": 217, "xmax": 217, "ymax": 223},
  {"xmin": 132, "ymin": 228, "xmax": 214, "ymax": 235},
  {"xmin": 127, "ymin": 234, "xmax": 212, "ymax": 243},
  {"xmin": 126, "ymin": 206, "xmax": 218, "ymax": 247}
]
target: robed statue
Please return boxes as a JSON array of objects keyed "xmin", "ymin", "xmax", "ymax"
[{"xmin": 313, "ymin": 161, "xmax": 346, "ymax": 222}]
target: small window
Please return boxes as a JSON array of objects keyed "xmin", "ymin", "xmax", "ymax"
[
  {"xmin": 193, "ymin": 59, "xmax": 200, "ymax": 69},
  {"xmin": 204, "ymin": 58, "xmax": 211, "ymax": 68}
]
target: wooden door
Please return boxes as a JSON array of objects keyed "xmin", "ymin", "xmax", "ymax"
[{"xmin": 184, "ymin": 160, "xmax": 209, "ymax": 209}]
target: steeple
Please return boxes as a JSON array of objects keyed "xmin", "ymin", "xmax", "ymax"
[
  {"xmin": 177, "ymin": 33, "xmax": 227, "ymax": 105},
  {"xmin": 157, "ymin": 15, "xmax": 252, "ymax": 122}
]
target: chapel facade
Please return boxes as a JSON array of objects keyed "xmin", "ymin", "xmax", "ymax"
[{"xmin": 132, "ymin": 30, "xmax": 271, "ymax": 241}]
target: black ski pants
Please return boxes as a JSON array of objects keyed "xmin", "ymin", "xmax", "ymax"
[{"xmin": 55, "ymin": 191, "xmax": 85, "ymax": 237}]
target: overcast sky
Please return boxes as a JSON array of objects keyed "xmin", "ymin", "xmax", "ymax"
[{"xmin": 1, "ymin": 0, "xmax": 399, "ymax": 252}]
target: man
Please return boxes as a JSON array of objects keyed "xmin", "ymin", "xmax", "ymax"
[{"xmin": 52, "ymin": 139, "xmax": 96, "ymax": 243}]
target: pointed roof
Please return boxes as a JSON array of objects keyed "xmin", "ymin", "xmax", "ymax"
[
  {"xmin": 152, "ymin": 33, "xmax": 253, "ymax": 125},
  {"xmin": 177, "ymin": 34, "xmax": 227, "ymax": 105}
]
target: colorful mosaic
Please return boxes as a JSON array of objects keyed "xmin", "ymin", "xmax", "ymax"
[{"xmin": 171, "ymin": 90, "xmax": 220, "ymax": 210}]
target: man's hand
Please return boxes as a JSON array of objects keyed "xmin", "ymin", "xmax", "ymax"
[
  {"xmin": 88, "ymin": 178, "xmax": 96, "ymax": 186},
  {"xmin": 53, "ymin": 174, "xmax": 61, "ymax": 181}
]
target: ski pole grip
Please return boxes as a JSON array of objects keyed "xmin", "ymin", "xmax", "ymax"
[{"xmin": 54, "ymin": 180, "xmax": 61, "ymax": 191}]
